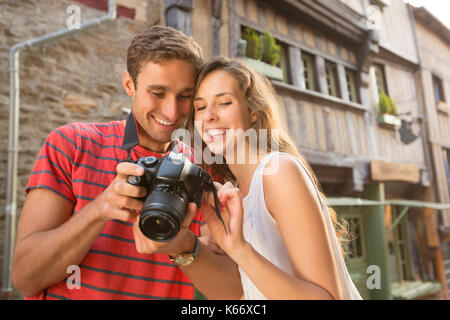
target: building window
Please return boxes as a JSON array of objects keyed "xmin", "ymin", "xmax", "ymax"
[
  {"xmin": 388, "ymin": 206, "xmax": 413, "ymax": 283},
  {"xmin": 326, "ymin": 61, "xmax": 340, "ymax": 98},
  {"xmin": 432, "ymin": 74, "xmax": 445, "ymax": 104},
  {"xmin": 445, "ymin": 149, "xmax": 450, "ymax": 195},
  {"xmin": 302, "ymin": 52, "xmax": 315, "ymax": 91},
  {"xmin": 337, "ymin": 209, "xmax": 370, "ymax": 300},
  {"xmin": 346, "ymin": 69, "xmax": 358, "ymax": 103},
  {"xmin": 373, "ymin": 63, "xmax": 388, "ymax": 96},
  {"xmin": 346, "ymin": 217, "xmax": 364, "ymax": 258},
  {"xmin": 279, "ymin": 43, "xmax": 291, "ymax": 84}
]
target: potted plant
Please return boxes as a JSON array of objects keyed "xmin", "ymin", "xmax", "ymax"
[
  {"xmin": 239, "ymin": 27, "xmax": 283, "ymax": 81},
  {"xmin": 261, "ymin": 29, "xmax": 281, "ymax": 66},
  {"xmin": 241, "ymin": 27, "xmax": 261, "ymax": 60},
  {"xmin": 378, "ymin": 91, "xmax": 401, "ymax": 128}
]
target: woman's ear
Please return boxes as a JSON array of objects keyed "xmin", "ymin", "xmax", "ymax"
[
  {"xmin": 123, "ymin": 70, "xmax": 135, "ymax": 97},
  {"xmin": 250, "ymin": 111, "xmax": 257, "ymax": 124}
]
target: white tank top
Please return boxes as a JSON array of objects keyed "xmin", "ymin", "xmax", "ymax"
[{"xmin": 239, "ymin": 152, "xmax": 362, "ymax": 300}]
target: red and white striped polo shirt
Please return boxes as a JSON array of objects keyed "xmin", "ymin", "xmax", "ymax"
[{"xmin": 25, "ymin": 119, "xmax": 204, "ymax": 300}]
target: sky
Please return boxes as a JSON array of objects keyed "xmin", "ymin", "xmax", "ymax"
[{"xmin": 404, "ymin": 0, "xmax": 450, "ymax": 29}]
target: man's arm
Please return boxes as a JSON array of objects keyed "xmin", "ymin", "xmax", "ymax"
[
  {"xmin": 12, "ymin": 162, "xmax": 146, "ymax": 297},
  {"xmin": 12, "ymin": 188, "xmax": 107, "ymax": 297}
]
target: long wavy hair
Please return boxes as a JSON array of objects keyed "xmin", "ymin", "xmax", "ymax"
[{"xmin": 186, "ymin": 56, "xmax": 349, "ymax": 255}]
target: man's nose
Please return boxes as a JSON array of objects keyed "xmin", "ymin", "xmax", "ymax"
[{"xmin": 162, "ymin": 95, "xmax": 180, "ymax": 121}]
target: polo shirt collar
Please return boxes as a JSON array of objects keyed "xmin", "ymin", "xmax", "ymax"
[
  {"xmin": 121, "ymin": 111, "xmax": 140, "ymax": 152},
  {"xmin": 121, "ymin": 111, "xmax": 178, "ymax": 158}
]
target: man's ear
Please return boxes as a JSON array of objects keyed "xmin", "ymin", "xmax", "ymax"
[{"xmin": 123, "ymin": 70, "xmax": 135, "ymax": 97}]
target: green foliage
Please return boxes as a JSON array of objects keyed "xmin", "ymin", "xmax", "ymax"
[
  {"xmin": 378, "ymin": 91, "xmax": 399, "ymax": 115},
  {"xmin": 378, "ymin": 92, "xmax": 391, "ymax": 114},
  {"xmin": 261, "ymin": 29, "xmax": 281, "ymax": 66},
  {"xmin": 389, "ymin": 96, "xmax": 398, "ymax": 116},
  {"xmin": 241, "ymin": 27, "xmax": 261, "ymax": 60}
]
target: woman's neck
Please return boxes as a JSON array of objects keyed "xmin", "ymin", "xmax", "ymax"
[{"xmin": 225, "ymin": 145, "xmax": 263, "ymax": 198}]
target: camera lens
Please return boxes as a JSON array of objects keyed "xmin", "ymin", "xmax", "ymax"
[
  {"xmin": 138, "ymin": 190, "xmax": 186, "ymax": 241},
  {"xmin": 139, "ymin": 211, "xmax": 179, "ymax": 241}
]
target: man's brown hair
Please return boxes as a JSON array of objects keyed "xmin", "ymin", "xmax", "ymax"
[{"xmin": 127, "ymin": 25, "xmax": 204, "ymax": 87}]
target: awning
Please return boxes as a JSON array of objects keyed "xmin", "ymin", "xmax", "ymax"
[
  {"xmin": 327, "ymin": 197, "xmax": 450, "ymax": 210},
  {"xmin": 327, "ymin": 197, "xmax": 450, "ymax": 230}
]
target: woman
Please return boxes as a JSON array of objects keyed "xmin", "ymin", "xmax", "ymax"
[{"xmin": 188, "ymin": 57, "xmax": 362, "ymax": 300}]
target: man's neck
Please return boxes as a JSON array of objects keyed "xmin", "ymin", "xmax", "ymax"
[{"xmin": 139, "ymin": 139, "xmax": 173, "ymax": 154}]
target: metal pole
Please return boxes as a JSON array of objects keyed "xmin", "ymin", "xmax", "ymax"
[
  {"xmin": 2, "ymin": 0, "xmax": 116, "ymax": 299},
  {"xmin": 362, "ymin": 183, "xmax": 392, "ymax": 300}
]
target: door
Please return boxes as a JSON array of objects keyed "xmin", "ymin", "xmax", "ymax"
[{"xmin": 336, "ymin": 207, "xmax": 371, "ymax": 299}]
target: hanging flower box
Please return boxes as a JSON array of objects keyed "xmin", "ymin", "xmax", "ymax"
[
  {"xmin": 240, "ymin": 56, "xmax": 284, "ymax": 81},
  {"xmin": 238, "ymin": 28, "xmax": 283, "ymax": 81},
  {"xmin": 378, "ymin": 113, "xmax": 401, "ymax": 128}
]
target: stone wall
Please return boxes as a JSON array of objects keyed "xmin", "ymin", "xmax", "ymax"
[{"xmin": 0, "ymin": 0, "xmax": 158, "ymax": 297}]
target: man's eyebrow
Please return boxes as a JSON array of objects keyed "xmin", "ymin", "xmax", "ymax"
[
  {"xmin": 147, "ymin": 85, "xmax": 194, "ymax": 93},
  {"xmin": 147, "ymin": 85, "xmax": 168, "ymax": 91}
]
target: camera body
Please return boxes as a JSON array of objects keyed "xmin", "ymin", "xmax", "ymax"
[{"xmin": 128, "ymin": 152, "xmax": 214, "ymax": 242}]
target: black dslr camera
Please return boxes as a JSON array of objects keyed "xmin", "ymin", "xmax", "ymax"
[{"xmin": 128, "ymin": 152, "xmax": 226, "ymax": 242}]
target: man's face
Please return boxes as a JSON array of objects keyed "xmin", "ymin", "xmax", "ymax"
[{"xmin": 123, "ymin": 59, "xmax": 196, "ymax": 152}]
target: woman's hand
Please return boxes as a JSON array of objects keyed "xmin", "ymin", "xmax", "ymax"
[{"xmin": 201, "ymin": 182, "xmax": 249, "ymax": 259}]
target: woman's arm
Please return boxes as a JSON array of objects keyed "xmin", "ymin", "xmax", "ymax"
[{"xmin": 203, "ymin": 156, "xmax": 341, "ymax": 300}]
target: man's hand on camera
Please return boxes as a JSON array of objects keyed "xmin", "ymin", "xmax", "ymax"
[
  {"xmin": 91, "ymin": 162, "xmax": 148, "ymax": 222},
  {"xmin": 132, "ymin": 202, "xmax": 198, "ymax": 256}
]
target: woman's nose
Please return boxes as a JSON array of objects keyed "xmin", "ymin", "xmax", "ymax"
[{"xmin": 204, "ymin": 106, "xmax": 218, "ymax": 122}]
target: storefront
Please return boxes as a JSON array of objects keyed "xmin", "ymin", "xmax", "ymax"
[{"xmin": 327, "ymin": 158, "xmax": 450, "ymax": 300}]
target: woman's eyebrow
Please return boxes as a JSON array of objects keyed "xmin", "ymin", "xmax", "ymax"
[
  {"xmin": 194, "ymin": 91, "xmax": 233, "ymax": 101},
  {"xmin": 216, "ymin": 91, "xmax": 233, "ymax": 97}
]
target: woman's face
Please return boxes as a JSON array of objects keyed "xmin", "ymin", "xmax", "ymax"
[{"xmin": 193, "ymin": 70, "xmax": 256, "ymax": 156}]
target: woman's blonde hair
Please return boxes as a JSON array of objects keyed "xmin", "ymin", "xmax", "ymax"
[{"xmin": 187, "ymin": 56, "xmax": 349, "ymax": 255}]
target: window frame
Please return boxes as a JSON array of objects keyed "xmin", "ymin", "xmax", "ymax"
[
  {"xmin": 301, "ymin": 52, "xmax": 316, "ymax": 91},
  {"xmin": 444, "ymin": 149, "xmax": 450, "ymax": 195},
  {"xmin": 325, "ymin": 60, "xmax": 340, "ymax": 98},
  {"xmin": 345, "ymin": 68, "xmax": 358, "ymax": 103},
  {"xmin": 389, "ymin": 206, "xmax": 414, "ymax": 283},
  {"xmin": 432, "ymin": 74, "xmax": 445, "ymax": 104},
  {"xmin": 373, "ymin": 63, "xmax": 388, "ymax": 96}
]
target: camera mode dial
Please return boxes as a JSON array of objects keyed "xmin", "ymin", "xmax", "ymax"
[{"xmin": 143, "ymin": 156, "xmax": 158, "ymax": 167}]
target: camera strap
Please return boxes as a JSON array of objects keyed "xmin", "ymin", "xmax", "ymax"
[{"xmin": 207, "ymin": 182, "xmax": 228, "ymax": 235}]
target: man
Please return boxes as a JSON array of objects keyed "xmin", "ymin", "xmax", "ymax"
[{"xmin": 12, "ymin": 26, "xmax": 242, "ymax": 300}]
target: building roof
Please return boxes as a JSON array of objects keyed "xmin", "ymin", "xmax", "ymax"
[
  {"xmin": 411, "ymin": 5, "xmax": 450, "ymax": 45},
  {"xmin": 264, "ymin": 0, "xmax": 370, "ymax": 44}
]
